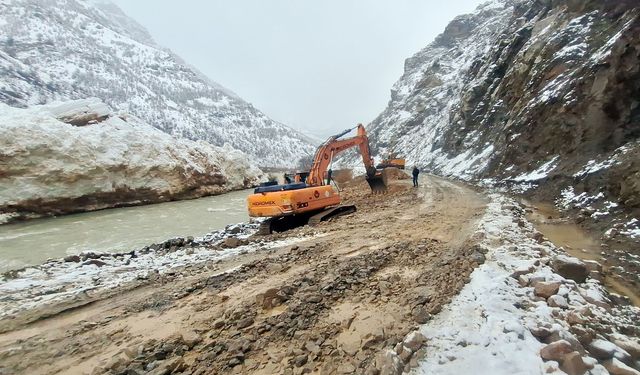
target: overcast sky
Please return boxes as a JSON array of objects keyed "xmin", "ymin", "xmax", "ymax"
[{"xmin": 111, "ymin": 0, "xmax": 485, "ymax": 138}]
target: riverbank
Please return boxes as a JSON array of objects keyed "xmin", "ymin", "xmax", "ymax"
[{"xmin": 0, "ymin": 175, "xmax": 638, "ymax": 375}]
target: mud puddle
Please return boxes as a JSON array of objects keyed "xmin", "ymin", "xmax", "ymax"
[{"xmin": 526, "ymin": 201, "xmax": 640, "ymax": 306}]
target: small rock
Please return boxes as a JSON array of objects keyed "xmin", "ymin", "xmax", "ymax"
[
  {"xmin": 548, "ymin": 295, "xmax": 568, "ymax": 309},
  {"xmin": 375, "ymin": 350, "xmax": 403, "ymax": 375},
  {"xmin": 547, "ymin": 331, "xmax": 586, "ymax": 355},
  {"xmin": 570, "ymin": 326, "xmax": 595, "ymax": 347},
  {"xmin": 566, "ymin": 311, "xmax": 588, "ymax": 326},
  {"xmin": 582, "ymin": 260, "xmax": 602, "ymax": 273},
  {"xmin": 304, "ymin": 341, "xmax": 320, "ymax": 354},
  {"xmin": 411, "ymin": 307, "xmax": 431, "ymax": 324},
  {"xmin": 306, "ymin": 294, "xmax": 322, "ymax": 303},
  {"xmin": 398, "ymin": 347, "xmax": 413, "ymax": 363},
  {"xmin": 362, "ymin": 333, "xmax": 384, "ymax": 349},
  {"xmin": 533, "ymin": 232, "xmax": 545, "ymax": 243},
  {"xmin": 83, "ymin": 259, "xmax": 107, "ymax": 267},
  {"xmin": 540, "ymin": 340, "xmax": 573, "ymax": 361},
  {"xmin": 612, "ymin": 336, "xmax": 640, "ymax": 360},
  {"xmin": 551, "ymin": 256, "xmax": 589, "ymax": 283},
  {"xmin": 470, "ymin": 251, "xmax": 486, "ymax": 265},
  {"xmin": 228, "ymin": 358, "xmax": 241, "ymax": 367},
  {"xmin": 236, "ymin": 317, "xmax": 254, "ymax": 329},
  {"xmin": 511, "ymin": 266, "xmax": 534, "ymax": 279},
  {"xmin": 530, "ymin": 326, "xmax": 553, "ymax": 339},
  {"xmin": 181, "ymin": 331, "xmax": 202, "ymax": 348},
  {"xmin": 589, "ymin": 339, "xmax": 621, "ymax": 360},
  {"xmin": 589, "ymin": 271, "xmax": 604, "ymax": 282},
  {"xmin": 294, "ymin": 354, "xmax": 308, "ymax": 367},
  {"xmin": 560, "ymin": 351, "xmax": 591, "ymax": 375},
  {"xmin": 224, "ymin": 237, "xmax": 242, "ymax": 248},
  {"xmin": 602, "ymin": 358, "xmax": 640, "ymax": 375},
  {"xmin": 266, "ymin": 264, "xmax": 284, "ymax": 273},
  {"xmin": 64, "ymin": 255, "xmax": 81, "ymax": 263},
  {"xmin": 256, "ymin": 288, "xmax": 281, "ymax": 309},
  {"xmin": 543, "ymin": 361, "xmax": 560, "ymax": 373},
  {"xmin": 105, "ymin": 353, "xmax": 128, "ymax": 371},
  {"xmin": 402, "ymin": 331, "xmax": 427, "ymax": 352},
  {"xmin": 337, "ymin": 362, "xmax": 357, "ymax": 374},
  {"xmin": 534, "ymin": 281, "xmax": 561, "ymax": 299}
]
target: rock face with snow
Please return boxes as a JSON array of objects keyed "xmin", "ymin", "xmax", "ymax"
[
  {"xmin": 0, "ymin": 0, "xmax": 315, "ymax": 167},
  {"xmin": 346, "ymin": 1, "xmax": 639, "ymax": 239},
  {"xmin": 0, "ymin": 99, "xmax": 264, "ymax": 222}
]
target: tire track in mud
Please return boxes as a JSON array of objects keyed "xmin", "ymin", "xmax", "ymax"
[{"xmin": 0, "ymin": 175, "xmax": 489, "ymax": 375}]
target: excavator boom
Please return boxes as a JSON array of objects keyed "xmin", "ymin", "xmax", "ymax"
[{"xmin": 306, "ymin": 124, "xmax": 386, "ymax": 193}]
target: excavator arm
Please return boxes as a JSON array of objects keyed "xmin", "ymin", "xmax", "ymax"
[{"xmin": 306, "ymin": 124, "xmax": 385, "ymax": 192}]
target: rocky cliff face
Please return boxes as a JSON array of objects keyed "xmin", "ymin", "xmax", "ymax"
[
  {"xmin": 0, "ymin": 99, "xmax": 264, "ymax": 223},
  {"xmin": 0, "ymin": 0, "xmax": 315, "ymax": 167},
  {"xmin": 357, "ymin": 0, "xmax": 639, "ymax": 244}
]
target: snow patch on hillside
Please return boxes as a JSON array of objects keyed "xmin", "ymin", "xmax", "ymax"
[{"xmin": 0, "ymin": 0, "xmax": 314, "ymax": 167}]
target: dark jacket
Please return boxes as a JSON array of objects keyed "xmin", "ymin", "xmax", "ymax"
[{"xmin": 412, "ymin": 167, "xmax": 420, "ymax": 177}]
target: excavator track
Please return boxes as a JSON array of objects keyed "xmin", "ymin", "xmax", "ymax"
[
  {"xmin": 257, "ymin": 205, "xmax": 357, "ymax": 235},
  {"xmin": 308, "ymin": 205, "xmax": 357, "ymax": 226},
  {"xmin": 258, "ymin": 219, "xmax": 273, "ymax": 236}
]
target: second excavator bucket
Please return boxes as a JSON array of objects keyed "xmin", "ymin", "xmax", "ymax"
[{"xmin": 366, "ymin": 171, "xmax": 388, "ymax": 194}]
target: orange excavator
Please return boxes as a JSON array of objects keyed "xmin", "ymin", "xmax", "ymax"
[{"xmin": 247, "ymin": 124, "xmax": 386, "ymax": 234}]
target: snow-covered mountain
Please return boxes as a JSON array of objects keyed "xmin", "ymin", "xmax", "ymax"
[
  {"xmin": 343, "ymin": 0, "xmax": 639, "ymax": 240},
  {"xmin": 0, "ymin": 98, "xmax": 264, "ymax": 223},
  {"xmin": 0, "ymin": 0, "xmax": 315, "ymax": 168}
]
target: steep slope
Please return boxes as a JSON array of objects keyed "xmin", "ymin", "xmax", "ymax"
[
  {"xmin": 353, "ymin": 0, "xmax": 639, "ymax": 241},
  {"xmin": 0, "ymin": 0, "xmax": 315, "ymax": 167},
  {"xmin": 0, "ymin": 98, "xmax": 263, "ymax": 223}
]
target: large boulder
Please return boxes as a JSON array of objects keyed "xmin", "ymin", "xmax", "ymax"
[{"xmin": 552, "ymin": 256, "xmax": 589, "ymax": 283}]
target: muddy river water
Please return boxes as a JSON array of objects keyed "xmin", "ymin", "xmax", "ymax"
[
  {"xmin": 0, "ymin": 189, "xmax": 252, "ymax": 272},
  {"xmin": 526, "ymin": 201, "xmax": 640, "ymax": 306}
]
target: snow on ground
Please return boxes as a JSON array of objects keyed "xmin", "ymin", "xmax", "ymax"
[
  {"xmin": 0, "ymin": 224, "xmax": 319, "ymax": 320},
  {"xmin": 411, "ymin": 194, "xmax": 548, "ymax": 374},
  {"xmin": 410, "ymin": 193, "xmax": 640, "ymax": 374},
  {"xmin": 513, "ymin": 156, "xmax": 559, "ymax": 182},
  {"xmin": 619, "ymin": 219, "xmax": 640, "ymax": 239},
  {"xmin": 556, "ymin": 187, "xmax": 605, "ymax": 211}
]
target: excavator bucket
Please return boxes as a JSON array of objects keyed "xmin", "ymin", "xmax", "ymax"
[{"xmin": 366, "ymin": 172, "xmax": 388, "ymax": 194}]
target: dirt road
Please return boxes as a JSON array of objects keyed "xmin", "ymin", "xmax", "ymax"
[{"xmin": 0, "ymin": 175, "xmax": 488, "ymax": 375}]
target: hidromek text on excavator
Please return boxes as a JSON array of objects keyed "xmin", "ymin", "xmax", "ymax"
[{"xmin": 247, "ymin": 124, "xmax": 395, "ymax": 235}]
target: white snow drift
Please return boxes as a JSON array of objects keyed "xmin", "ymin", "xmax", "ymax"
[{"xmin": 0, "ymin": 98, "xmax": 264, "ymax": 220}]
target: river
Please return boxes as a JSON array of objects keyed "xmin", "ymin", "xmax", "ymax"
[{"xmin": 0, "ymin": 189, "xmax": 252, "ymax": 273}]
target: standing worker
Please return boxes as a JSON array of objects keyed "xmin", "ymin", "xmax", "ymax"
[{"xmin": 412, "ymin": 165, "xmax": 420, "ymax": 187}]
